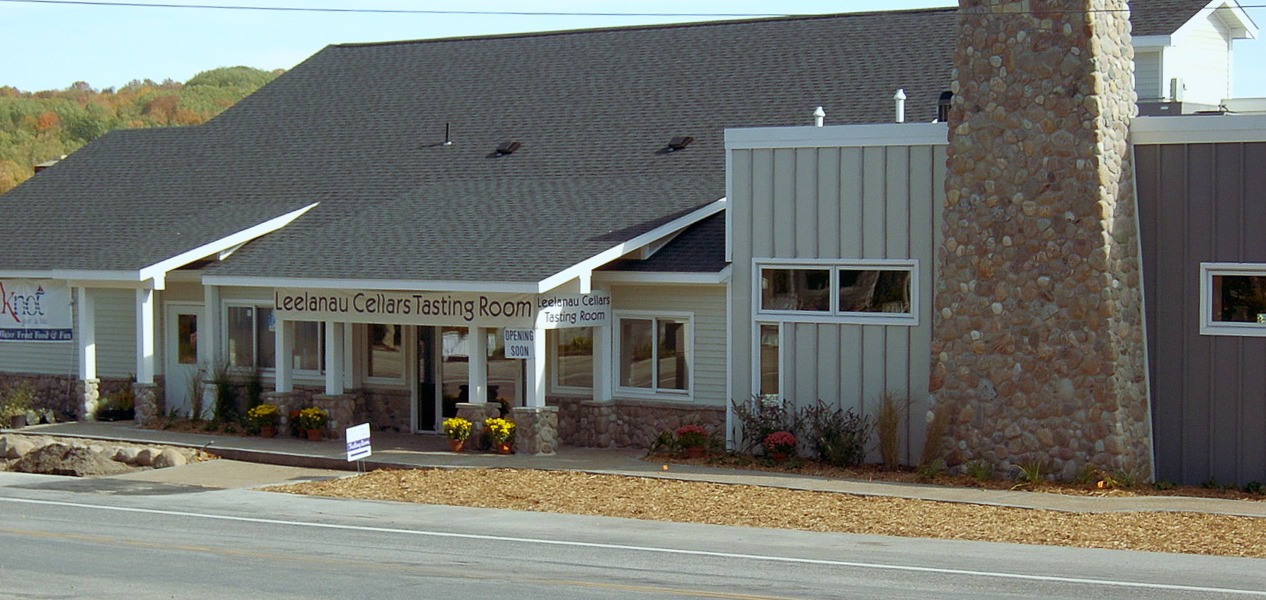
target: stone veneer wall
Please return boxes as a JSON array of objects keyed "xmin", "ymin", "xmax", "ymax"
[
  {"xmin": 0, "ymin": 373, "xmax": 134, "ymax": 421},
  {"xmin": 931, "ymin": 0, "xmax": 1153, "ymax": 481},
  {"xmin": 551, "ymin": 395, "xmax": 726, "ymax": 448}
]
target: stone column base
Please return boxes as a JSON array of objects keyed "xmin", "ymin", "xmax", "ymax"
[
  {"xmin": 512, "ymin": 406, "xmax": 559, "ymax": 456},
  {"xmin": 132, "ymin": 383, "xmax": 160, "ymax": 424},
  {"xmin": 76, "ymin": 379, "xmax": 101, "ymax": 422},
  {"xmin": 313, "ymin": 393, "xmax": 358, "ymax": 439}
]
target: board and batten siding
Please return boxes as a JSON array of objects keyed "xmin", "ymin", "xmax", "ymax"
[
  {"xmin": 610, "ymin": 283, "xmax": 728, "ymax": 407},
  {"xmin": 727, "ymin": 123, "xmax": 946, "ymax": 464},
  {"xmin": 1135, "ymin": 130, "xmax": 1266, "ymax": 485}
]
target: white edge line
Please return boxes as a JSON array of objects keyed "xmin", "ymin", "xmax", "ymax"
[{"xmin": 3, "ymin": 496, "xmax": 1264, "ymax": 597}]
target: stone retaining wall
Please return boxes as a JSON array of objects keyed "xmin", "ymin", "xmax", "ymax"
[
  {"xmin": 931, "ymin": 0, "xmax": 1153, "ymax": 481},
  {"xmin": 0, "ymin": 373, "xmax": 135, "ymax": 422}
]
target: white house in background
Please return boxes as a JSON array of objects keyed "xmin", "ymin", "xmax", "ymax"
[{"xmin": 1133, "ymin": 0, "xmax": 1257, "ymax": 113}]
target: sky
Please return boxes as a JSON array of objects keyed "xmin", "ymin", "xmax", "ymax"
[{"xmin": 1, "ymin": 0, "xmax": 1265, "ymax": 97}]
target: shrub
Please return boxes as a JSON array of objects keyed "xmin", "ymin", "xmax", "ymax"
[
  {"xmin": 731, "ymin": 395, "xmax": 800, "ymax": 454},
  {"xmin": 875, "ymin": 392, "xmax": 908, "ymax": 469},
  {"xmin": 674, "ymin": 424, "xmax": 709, "ymax": 448},
  {"xmin": 0, "ymin": 381, "xmax": 37, "ymax": 420},
  {"xmin": 963, "ymin": 459, "xmax": 994, "ymax": 482},
  {"xmin": 800, "ymin": 400, "xmax": 872, "ymax": 467},
  {"xmin": 763, "ymin": 431, "xmax": 797, "ymax": 456},
  {"xmin": 920, "ymin": 404, "xmax": 951, "ymax": 469}
]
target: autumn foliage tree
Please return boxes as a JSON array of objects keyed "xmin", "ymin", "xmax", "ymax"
[{"xmin": 0, "ymin": 66, "xmax": 281, "ymax": 194}]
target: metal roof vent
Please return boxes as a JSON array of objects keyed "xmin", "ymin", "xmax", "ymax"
[
  {"xmin": 813, "ymin": 106, "xmax": 826, "ymax": 127},
  {"xmin": 666, "ymin": 136, "xmax": 694, "ymax": 152},
  {"xmin": 495, "ymin": 141, "xmax": 522, "ymax": 156},
  {"xmin": 894, "ymin": 89, "xmax": 907, "ymax": 123},
  {"xmin": 937, "ymin": 91, "xmax": 953, "ymax": 122}
]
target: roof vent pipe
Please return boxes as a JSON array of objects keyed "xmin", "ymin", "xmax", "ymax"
[
  {"xmin": 813, "ymin": 106, "xmax": 825, "ymax": 127},
  {"xmin": 443, "ymin": 122, "xmax": 452, "ymax": 146},
  {"xmin": 894, "ymin": 89, "xmax": 906, "ymax": 123}
]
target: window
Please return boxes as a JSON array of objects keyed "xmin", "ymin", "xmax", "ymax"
[
  {"xmin": 1201, "ymin": 263, "xmax": 1266, "ymax": 336},
  {"xmin": 366, "ymin": 323, "xmax": 404, "ymax": 379},
  {"xmin": 550, "ymin": 327, "xmax": 594, "ymax": 391},
  {"xmin": 758, "ymin": 323, "xmax": 779, "ymax": 398},
  {"xmin": 617, "ymin": 314, "xmax": 690, "ymax": 395},
  {"xmin": 226, "ymin": 305, "xmax": 274, "ymax": 369},
  {"xmin": 291, "ymin": 321, "xmax": 325, "ymax": 373},
  {"xmin": 757, "ymin": 260, "xmax": 917, "ymax": 325}
]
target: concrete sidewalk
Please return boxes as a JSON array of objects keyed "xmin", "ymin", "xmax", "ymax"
[{"xmin": 7, "ymin": 420, "xmax": 1266, "ymax": 518}]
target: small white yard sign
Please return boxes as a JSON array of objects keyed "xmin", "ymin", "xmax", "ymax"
[{"xmin": 346, "ymin": 423, "xmax": 372, "ymax": 461}]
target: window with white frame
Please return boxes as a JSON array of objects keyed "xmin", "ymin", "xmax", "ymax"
[
  {"xmin": 617, "ymin": 314, "xmax": 691, "ymax": 395},
  {"xmin": 757, "ymin": 260, "xmax": 917, "ymax": 324},
  {"xmin": 757, "ymin": 323, "xmax": 780, "ymax": 399},
  {"xmin": 225, "ymin": 304, "xmax": 275, "ymax": 369},
  {"xmin": 549, "ymin": 327, "xmax": 594, "ymax": 391},
  {"xmin": 290, "ymin": 321, "xmax": 325, "ymax": 374},
  {"xmin": 1201, "ymin": 263, "xmax": 1266, "ymax": 336}
]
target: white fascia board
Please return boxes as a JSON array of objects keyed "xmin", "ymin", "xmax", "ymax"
[
  {"xmin": 1132, "ymin": 114, "xmax": 1266, "ymax": 143},
  {"xmin": 1131, "ymin": 35, "xmax": 1173, "ymax": 50},
  {"xmin": 725, "ymin": 123, "xmax": 947, "ymax": 150},
  {"xmin": 535, "ymin": 198, "xmax": 727, "ymax": 293},
  {"xmin": 200, "ymin": 275, "xmax": 540, "ymax": 294},
  {"xmin": 138, "ymin": 202, "xmax": 318, "ymax": 284},
  {"xmin": 594, "ymin": 266, "xmax": 730, "ymax": 286}
]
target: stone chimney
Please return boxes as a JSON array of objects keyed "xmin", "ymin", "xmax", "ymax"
[{"xmin": 931, "ymin": 0, "xmax": 1153, "ymax": 481}]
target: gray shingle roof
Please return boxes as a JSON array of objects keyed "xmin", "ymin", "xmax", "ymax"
[
  {"xmin": 0, "ymin": 3, "xmax": 1209, "ymax": 284},
  {"xmin": 1130, "ymin": 0, "xmax": 1223, "ymax": 37},
  {"xmin": 600, "ymin": 213, "xmax": 726, "ymax": 274}
]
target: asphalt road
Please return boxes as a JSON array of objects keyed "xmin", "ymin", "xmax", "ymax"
[{"xmin": 2, "ymin": 471, "xmax": 1264, "ymax": 599}]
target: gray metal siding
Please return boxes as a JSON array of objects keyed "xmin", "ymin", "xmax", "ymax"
[
  {"xmin": 730, "ymin": 141, "xmax": 945, "ymax": 464},
  {"xmin": 1137, "ymin": 142, "xmax": 1266, "ymax": 485}
]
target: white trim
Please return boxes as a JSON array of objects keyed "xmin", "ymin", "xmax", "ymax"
[
  {"xmin": 593, "ymin": 268, "xmax": 730, "ymax": 285},
  {"xmin": 1131, "ymin": 115, "xmax": 1266, "ymax": 144},
  {"xmin": 202, "ymin": 275, "xmax": 540, "ymax": 293},
  {"xmin": 139, "ymin": 203, "xmax": 318, "ymax": 284},
  {"xmin": 725, "ymin": 123, "xmax": 947, "ymax": 150},
  {"xmin": 753, "ymin": 259, "xmax": 920, "ymax": 327},
  {"xmin": 535, "ymin": 198, "xmax": 727, "ymax": 293},
  {"xmin": 1199, "ymin": 262, "xmax": 1266, "ymax": 336},
  {"xmin": 613, "ymin": 310, "xmax": 694, "ymax": 401},
  {"xmin": 1131, "ymin": 34, "xmax": 1173, "ymax": 50}
]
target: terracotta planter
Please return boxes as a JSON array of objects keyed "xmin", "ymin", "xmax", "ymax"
[
  {"xmin": 495, "ymin": 442, "xmax": 513, "ymax": 455},
  {"xmin": 306, "ymin": 428, "xmax": 323, "ymax": 441},
  {"xmin": 260, "ymin": 425, "xmax": 277, "ymax": 438},
  {"xmin": 686, "ymin": 445, "xmax": 706, "ymax": 459},
  {"xmin": 449, "ymin": 438, "xmax": 467, "ymax": 452}
]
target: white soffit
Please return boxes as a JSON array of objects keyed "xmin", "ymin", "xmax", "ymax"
[{"xmin": 1132, "ymin": 115, "xmax": 1266, "ymax": 144}]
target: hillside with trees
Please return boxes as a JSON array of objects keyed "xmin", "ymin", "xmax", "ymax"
[{"xmin": 0, "ymin": 66, "xmax": 281, "ymax": 194}]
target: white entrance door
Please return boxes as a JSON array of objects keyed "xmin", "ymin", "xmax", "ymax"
[{"xmin": 164, "ymin": 303, "xmax": 203, "ymax": 418}]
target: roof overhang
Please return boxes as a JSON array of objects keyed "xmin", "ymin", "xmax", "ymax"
[{"xmin": 0, "ymin": 202, "xmax": 319, "ymax": 289}]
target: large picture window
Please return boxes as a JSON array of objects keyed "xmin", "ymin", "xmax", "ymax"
[
  {"xmin": 550, "ymin": 327, "xmax": 594, "ymax": 391},
  {"xmin": 291, "ymin": 321, "xmax": 325, "ymax": 373},
  {"xmin": 366, "ymin": 323, "xmax": 404, "ymax": 380},
  {"xmin": 617, "ymin": 314, "xmax": 690, "ymax": 396},
  {"xmin": 226, "ymin": 304, "xmax": 275, "ymax": 369},
  {"xmin": 1201, "ymin": 263, "xmax": 1266, "ymax": 336},
  {"xmin": 757, "ymin": 260, "xmax": 918, "ymax": 325}
]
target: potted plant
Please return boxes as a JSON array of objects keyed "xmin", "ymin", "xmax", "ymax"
[
  {"xmin": 484, "ymin": 417, "xmax": 516, "ymax": 454},
  {"xmin": 297, "ymin": 407, "xmax": 329, "ymax": 441},
  {"xmin": 675, "ymin": 424, "xmax": 710, "ymax": 459},
  {"xmin": 247, "ymin": 403, "xmax": 282, "ymax": 437},
  {"xmin": 442, "ymin": 417, "xmax": 473, "ymax": 452},
  {"xmin": 763, "ymin": 430, "xmax": 798, "ymax": 462}
]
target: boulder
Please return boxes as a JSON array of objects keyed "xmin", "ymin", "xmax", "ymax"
[
  {"xmin": 11, "ymin": 444, "xmax": 136, "ymax": 477},
  {"xmin": 152, "ymin": 448, "xmax": 187, "ymax": 469}
]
